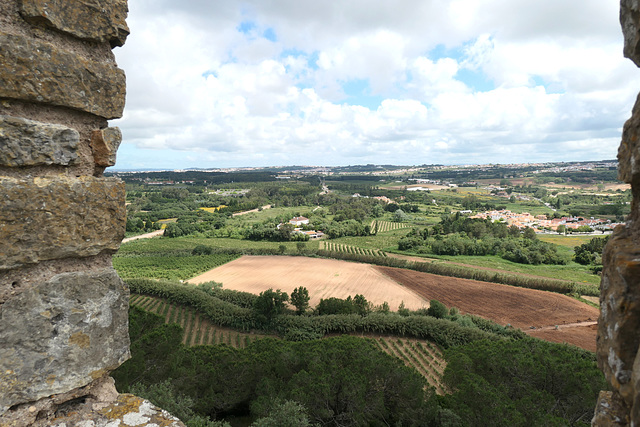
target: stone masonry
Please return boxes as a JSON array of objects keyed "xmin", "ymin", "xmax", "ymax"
[
  {"xmin": 0, "ymin": 1, "xmax": 184, "ymax": 425},
  {"xmin": 593, "ymin": 1, "xmax": 640, "ymax": 426}
]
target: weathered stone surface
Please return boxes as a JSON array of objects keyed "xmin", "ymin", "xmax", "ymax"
[
  {"xmin": 0, "ymin": 114, "xmax": 79, "ymax": 166},
  {"xmin": 91, "ymin": 126, "xmax": 122, "ymax": 166},
  {"xmin": 0, "ymin": 176, "xmax": 125, "ymax": 270},
  {"xmin": 0, "ymin": 268, "xmax": 130, "ymax": 414},
  {"xmin": 0, "ymin": 32, "xmax": 126, "ymax": 119},
  {"xmin": 592, "ymin": 390, "xmax": 629, "ymax": 426},
  {"xmin": 0, "ymin": 375, "xmax": 117, "ymax": 426},
  {"xmin": 19, "ymin": 0, "xmax": 130, "ymax": 47},
  {"xmin": 597, "ymin": 224, "xmax": 640, "ymax": 409},
  {"xmin": 621, "ymin": 0, "xmax": 640, "ymax": 67},
  {"xmin": 619, "ymin": 92, "xmax": 640, "ymax": 184}
]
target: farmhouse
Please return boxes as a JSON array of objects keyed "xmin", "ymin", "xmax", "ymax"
[{"xmin": 289, "ymin": 216, "xmax": 309, "ymax": 226}]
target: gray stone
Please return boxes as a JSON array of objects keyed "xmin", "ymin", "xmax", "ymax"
[
  {"xmin": 592, "ymin": 390, "xmax": 629, "ymax": 426},
  {"xmin": 597, "ymin": 224, "xmax": 640, "ymax": 405},
  {"xmin": 0, "ymin": 268, "xmax": 130, "ymax": 415},
  {"xmin": 0, "ymin": 32, "xmax": 126, "ymax": 119},
  {"xmin": 0, "ymin": 176, "xmax": 126, "ymax": 270},
  {"xmin": 0, "ymin": 115, "xmax": 79, "ymax": 166},
  {"xmin": 91, "ymin": 126, "xmax": 121, "ymax": 167},
  {"xmin": 618, "ymin": 92, "xmax": 640, "ymax": 184},
  {"xmin": 19, "ymin": 0, "xmax": 130, "ymax": 47},
  {"xmin": 621, "ymin": 0, "xmax": 640, "ymax": 67}
]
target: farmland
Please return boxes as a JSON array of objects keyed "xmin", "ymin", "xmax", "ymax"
[
  {"xmin": 188, "ymin": 255, "xmax": 429, "ymax": 311},
  {"xmin": 184, "ymin": 255, "xmax": 598, "ymax": 351},
  {"xmin": 375, "ymin": 265, "xmax": 599, "ymax": 351},
  {"xmin": 374, "ymin": 336, "xmax": 447, "ymax": 394},
  {"xmin": 129, "ymin": 294, "xmax": 449, "ymax": 391},
  {"xmin": 319, "ymin": 241, "xmax": 386, "ymax": 257},
  {"xmin": 112, "ymin": 164, "xmax": 613, "ymax": 425},
  {"xmin": 129, "ymin": 294, "xmax": 272, "ymax": 347}
]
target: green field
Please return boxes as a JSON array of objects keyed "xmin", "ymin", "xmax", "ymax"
[
  {"xmin": 416, "ymin": 254, "xmax": 600, "ymax": 285},
  {"xmin": 538, "ymin": 233, "xmax": 605, "ymax": 249},
  {"xmin": 118, "ymin": 235, "xmax": 321, "ymax": 255}
]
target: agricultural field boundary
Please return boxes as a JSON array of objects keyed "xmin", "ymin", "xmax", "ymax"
[
  {"xmin": 129, "ymin": 294, "xmax": 271, "ymax": 347},
  {"xmin": 314, "ymin": 249, "xmax": 599, "ymax": 297},
  {"xmin": 129, "ymin": 292, "xmax": 448, "ymax": 391},
  {"xmin": 320, "ymin": 241, "xmax": 386, "ymax": 257},
  {"xmin": 125, "ymin": 278, "xmax": 519, "ymax": 349},
  {"xmin": 371, "ymin": 220, "xmax": 412, "ymax": 233}
]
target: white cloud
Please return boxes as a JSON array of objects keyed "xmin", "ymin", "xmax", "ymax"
[{"xmin": 111, "ymin": 0, "xmax": 639, "ymax": 169}]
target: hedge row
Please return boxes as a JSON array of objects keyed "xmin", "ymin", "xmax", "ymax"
[
  {"xmin": 126, "ymin": 278, "xmax": 256, "ymax": 331},
  {"xmin": 127, "ymin": 278, "xmax": 517, "ymax": 349},
  {"xmin": 315, "ymin": 249, "xmax": 599, "ymax": 297}
]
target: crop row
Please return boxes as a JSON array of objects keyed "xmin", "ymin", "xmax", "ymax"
[
  {"xmin": 371, "ymin": 220, "xmax": 412, "ymax": 233},
  {"xmin": 322, "ymin": 241, "xmax": 386, "ymax": 257},
  {"xmin": 374, "ymin": 336, "xmax": 446, "ymax": 394},
  {"xmin": 127, "ymin": 278, "xmax": 517, "ymax": 348},
  {"xmin": 130, "ymin": 294, "xmax": 269, "ymax": 348},
  {"xmin": 130, "ymin": 293, "xmax": 451, "ymax": 386},
  {"xmin": 114, "ymin": 252, "xmax": 239, "ymax": 281}
]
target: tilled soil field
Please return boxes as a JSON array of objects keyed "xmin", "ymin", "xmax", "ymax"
[
  {"xmin": 188, "ymin": 255, "xmax": 429, "ymax": 311},
  {"xmin": 375, "ymin": 266, "xmax": 599, "ymax": 351}
]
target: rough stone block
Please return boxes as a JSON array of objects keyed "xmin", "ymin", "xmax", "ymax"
[
  {"xmin": 0, "ymin": 176, "xmax": 125, "ymax": 270},
  {"xmin": 0, "ymin": 115, "xmax": 79, "ymax": 166},
  {"xmin": 19, "ymin": 0, "xmax": 130, "ymax": 47},
  {"xmin": 91, "ymin": 126, "xmax": 122, "ymax": 167},
  {"xmin": 597, "ymin": 224, "xmax": 640, "ymax": 407},
  {"xmin": 619, "ymin": 92, "xmax": 640, "ymax": 183},
  {"xmin": 591, "ymin": 390, "xmax": 629, "ymax": 426},
  {"xmin": 0, "ymin": 268, "xmax": 130, "ymax": 414},
  {"xmin": 0, "ymin": 32, "xmax": 126, "ymax": 119},
  {"xmin": 621, "ymin": 0, "xmax": 640, "ymax": 67}
]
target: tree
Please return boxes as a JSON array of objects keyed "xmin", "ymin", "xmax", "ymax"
[
  {"xmin": 427, "ymin": 299, "xmax": 448, "ymax": 319},
  {"xmin": 290, "ymin": 286, "xmax": 310, "ymax": 315},
  {"xmin": 251, "ymin": 400, "xmax": 311, "ymax": 427},
  {"xmin": 254, "ymin": 289, "xmax": 289, "ymax": 323},
  {"xmin": 393, "ymin": 209, "xmax": 410, "ymax": 222},
  {"xmin": 522, "ymin": 227, "xmax": 537, "ymax": 240}
]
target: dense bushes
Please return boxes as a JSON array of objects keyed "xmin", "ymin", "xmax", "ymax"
[
  {"xmin": 114, "ymin": 308, "xmax": 430, "ymax": 426},
  {"xmin": 399, "ymin": 219, "xmax": 568, "ymax": 265},
  {"xmin": 574, "ymin": 236, "xmax": 609, "ymax": 273},
  {"xmin": 117, "ymin": 307, "xmax": 604, "ymax": 427},
  {"xmin": 441, "ymin": 338, "xmax": 606, "ymax": 426},
  {"xmin": 126, "ymin": 278, "xmax": 256, "ymax": 331},
  {"xmin": 127, "ymin": 278, "xmax": 516, "ymax": 348}
]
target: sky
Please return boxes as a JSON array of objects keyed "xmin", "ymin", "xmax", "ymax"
[{"xmin": 111, "ymin": 0, "xmax": 640, "ymax": 170}]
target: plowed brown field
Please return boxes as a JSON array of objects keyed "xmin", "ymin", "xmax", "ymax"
[
  {"xmin": 188, "ymin": 255, "xmax": 429, "ymax": 311},
  {"xmin": 188, "ymin": 256, "xmax": 599, "ymax": 351},
  {"xmin": 375, "ymin": 266, "xmax": 599, "ymax": 351}
]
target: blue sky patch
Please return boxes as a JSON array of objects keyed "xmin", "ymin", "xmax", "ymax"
[
  {"xmin": 342, "ymin": 78, "xmax": 384, "ymax": 109},
  {"xmin": 237, "ymin": 20, "xmax": 256, "ymax": 34},
  {"xmin": 456, "ymin": 68, "xmax": 494, "ymax": 92},
  {"xmin": 429, "ymin": 44, "xmax": 466, "ymax": 62},
  {"xmin": 263, "ymin": 28, "xmax": 277, "ymax": 42}
]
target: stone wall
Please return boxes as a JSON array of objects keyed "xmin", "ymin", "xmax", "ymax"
[
  {"xmin": 0, "ymin": 1, "xmax": 183, "ymax": 425},
  {"xmin": 593, "ymin": 1, "xmax": 640, "ymax": 425}
]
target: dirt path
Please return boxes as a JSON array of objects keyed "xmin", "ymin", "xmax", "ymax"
[
  {"xmin": 121, "ymin": 229, "xmax": 164, "ymax": 243},
  {"xmin": 232, "ymin": 205, "xmax": 272, "ymax": 216}
]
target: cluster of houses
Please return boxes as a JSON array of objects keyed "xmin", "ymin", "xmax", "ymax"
[
  {"xmin": 468, "ymin": 209, "xmax": 621, "ymax": 232},
  {"xmin": 281, "ymin": 216, "xmax": 325, "ymax": 239}
]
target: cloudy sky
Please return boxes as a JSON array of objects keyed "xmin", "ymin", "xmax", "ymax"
[{"xmin": 111, "ymin": 0, "xmax": 639, "ymax": 170}]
